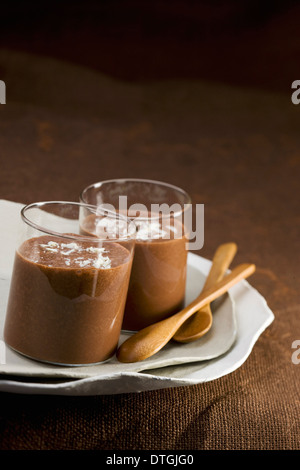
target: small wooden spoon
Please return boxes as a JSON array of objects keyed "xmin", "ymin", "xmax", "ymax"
[
  {"xmin": 173, "ymin": 242, "xmax": 237, "ymax": 343},
  {"xmin": 117, "ymin": 263, "xmax": 256, "ymax": 363}
]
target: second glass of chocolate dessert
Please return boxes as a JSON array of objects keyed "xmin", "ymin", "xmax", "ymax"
[{"xmin": 80, "ymin": 179, "xmax": 191, "ymax": 331}]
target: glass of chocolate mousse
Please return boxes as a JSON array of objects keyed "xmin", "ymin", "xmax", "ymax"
[
  {"xmin": 80, "ymin": 179, "xmax": 192, "ymax": 331},
  {"xmin": 4, "ymin": 201, "xmax": 136, "ymax": 365}
]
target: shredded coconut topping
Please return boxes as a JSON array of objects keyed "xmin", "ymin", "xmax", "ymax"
[
  {"xmin": 95, "ymin": 217, "xmax": 130, "ymax": 239},
  {"xmin": 39, "ymin": 240, "xmax": 111, "ymax": 269},
  {"xmin": 135, "ymin": 220, "xmax": 167, "ymax": 240}
]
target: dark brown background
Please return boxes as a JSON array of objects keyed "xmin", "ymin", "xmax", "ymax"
[{"xmin": 0, "ymin": 1, "xmax": 299, "ymax": 451}]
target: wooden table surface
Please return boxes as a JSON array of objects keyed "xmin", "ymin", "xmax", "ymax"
[{"xmin": 0, "ymin": 1, "xmax": 299, "ymax": 451}]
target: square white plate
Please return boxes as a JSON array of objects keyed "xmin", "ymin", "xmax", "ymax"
[{"xmin": 0, "ymin": 200, "xmax": 274, "ymax": 395}]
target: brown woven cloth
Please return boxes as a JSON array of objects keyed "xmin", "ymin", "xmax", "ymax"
[{"xmin": 0, "ymin": 34, "xmax": 299, "ymax": 449}]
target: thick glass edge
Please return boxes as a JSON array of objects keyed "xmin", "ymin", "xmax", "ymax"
[
  {"xmin": 80, "ymin": 178, "xmax": 192, "ymax": 219},
  {"xmin": 20, "ymin": 201, "xmax": 137, "ymax": 242}
]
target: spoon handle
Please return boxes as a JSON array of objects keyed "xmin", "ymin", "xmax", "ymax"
[
  {"xmin": 117, "ymin": 263, "xmax": 256, "ymax": 363},
  {"xmin": 202, "ymin": 242, "xmax": 238, "ymax": 289},
  {"xmin": 173, "ymin": 242, "xmax": 237, "ymax": 342}
]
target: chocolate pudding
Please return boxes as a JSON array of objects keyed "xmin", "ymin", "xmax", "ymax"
[
  {"xmin": 4, "ymin": 235, "xmax": 132, "ymax": 365},
  {"xmin": 123, "ymin": 218, "xmax": 188, "ymax": 330},
  {"xmin": 81, "ymin": 215, "xmax": 188, "ymax": 331}
]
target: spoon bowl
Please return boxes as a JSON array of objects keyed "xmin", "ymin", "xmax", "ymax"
[
  {"xmin": 173, "ymin": 242, "xmax": 237, "ymax": 343},
  {"xmin": 117, "ymin": 262, "xmax": 256, "ymax": 363}
]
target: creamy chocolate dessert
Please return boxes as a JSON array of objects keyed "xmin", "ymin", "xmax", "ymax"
[
  {"xmin": 123, "ymin": 218, "xmax": 187, "ymax": 330},
  {"xmin": 4, "ymin": 234, "xmax": 132, "ymax": 365},
  {"xmin": 81, "ymin": 214, "xmax": 188, "ymax": 331}
]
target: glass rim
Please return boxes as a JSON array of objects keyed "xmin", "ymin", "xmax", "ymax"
[
  {"xmin": 80, "ymin": 178, "xmax": 192, "ymax": 220},
  {"xmin": 21, "ymin": 201, "xmax": 137, "ymax": 242}
]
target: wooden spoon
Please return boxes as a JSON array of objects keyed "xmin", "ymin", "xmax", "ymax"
[
  {"xmin": 117, "ymin": 262, "xmax": 256, "ymax": 363},
  {"xmin": 173, "ymin": 242, "xmax": 237, "ymax": 343}
]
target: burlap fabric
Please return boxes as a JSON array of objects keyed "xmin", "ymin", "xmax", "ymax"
[{"xmin": 0, "ymin": 34, "xmax": 299, "ymax": 449}]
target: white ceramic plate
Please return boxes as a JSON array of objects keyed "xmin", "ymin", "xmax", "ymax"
[{"xmin": 0, "ymin": 200, "xmax": 274, "ymax": 395}]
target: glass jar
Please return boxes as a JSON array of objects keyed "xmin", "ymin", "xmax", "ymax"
[
  {"xmin": 80, "ymin": 179, "xmax": 191, "ymax": 331},
  {"xmin": 4, "ymin": 201, "xmax": 135, "ymax": 365}
]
